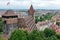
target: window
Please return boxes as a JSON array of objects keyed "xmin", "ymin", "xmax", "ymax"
[{"xmin": 3, "ymin": 21, "xmax": 6, "ymax": 24}]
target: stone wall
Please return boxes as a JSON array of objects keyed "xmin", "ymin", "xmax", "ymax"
[{"xmin": 2, "ymin": 23, "xmax": 18, "ymax": 36}]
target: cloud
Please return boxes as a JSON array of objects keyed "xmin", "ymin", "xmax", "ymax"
[
  {"xmin": 0, "ymin": 1, "xmax": 31, "ymax": 9},
  {"xmin": 0, "ymin": 0, "xmax": 60, "ymax": 9}
]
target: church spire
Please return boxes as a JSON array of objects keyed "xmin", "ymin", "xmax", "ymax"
[{"xmin": 28, "ymin": 4, "xmax": 34, "ymax": 15}]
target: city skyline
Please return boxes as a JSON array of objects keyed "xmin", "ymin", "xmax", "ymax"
[{"xmin": 0, "ymin": 0, "xmax": 60, "ymax": 10}]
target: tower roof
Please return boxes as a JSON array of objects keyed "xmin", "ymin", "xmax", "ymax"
[
  {"xmin": 2, "ymin": 10, "xmax": 17, "ymax": 16},
  {"xmin": 28, "ymin": 5, "xmax": 34, "ymax": 15}
]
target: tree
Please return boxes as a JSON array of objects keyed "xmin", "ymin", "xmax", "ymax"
[
  {"xmin": 44, "ymin": 13, "xmax": 52, "ymax": 20},
  {"xmin": 35, "ymin": 16, "xmax": 40, "ymax": 23},
  {"xmin": 39, "ymin": 17, "xmax": 45, "ymax": 21},
  {"xmin": 10, "ymin": 30, "xmax": 27, "ymax": 40},
  {"xmin": 50, "ymin": 35, "xmax": 58, "ymax": 40},
  {"xmin": 28, "ymin": 30, "xmax": 44, "ymax": 40},
  {"xmin": 0, "ymin": 24, "xmax": 2, "ymax": 33},
  {"xmin": 23, "ymin": 30, "xmax": 29, "ymax": 40},
  {"xmin": 35, "ymin": 13, "xmax": 52, "ymax": 23},
  {"xmin": 0, "ymin": 17, "xmax": 2, "ymax": 33},
  {"xmin": 44, "ymin": 28, "xmax": 56, "ymax": 37},
  {"xmin": 56, "ymin": 22, "xmax": 60, "ymax": 26},
  {"xmin": 56, "ymin": 34, "xmax": 60, "ymax": 39},
  {"xmin": 39, "ymin": 31, "xmax": 45, "ymax": 40}
]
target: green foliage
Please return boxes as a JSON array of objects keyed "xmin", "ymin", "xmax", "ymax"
[
  {"xmin": 35, "ymin": 13, "xmax": 52, "ymax": 23},
  {"xmin": 39, "ymin": 17, "xmax": 45, "ymax": 21},
  {"xmin": 35, "ymin": 16, "xmax": 40, "ymax": 23},
  {"xmin": 44, "ymin": 13, "xmax": 52, "ymax": 20},
  {"xmin": 50, "ymin": 35, "xmax": 58, "ymax": 40},
  {"xmin": 23, "ymin": 30, "xmax": 29, "ymax": 40},
  {"xmin": 56, "ymin": 22, "xmax": 60, "ymax": 26},
  {"xmin": 44, "ymin": 28, "xmax": 56, "ymax": 37},
  {"xmin": 10, "ymin": 28, "xmax": 60, "ymax": 40},
  {"xmin": 0, "ymin": 24, "xmax": 2, "ymax": 32},
  {"xmin": 0, "ymin": 17, "xmax": 2, "ymax": 21},
  {"xmin": 0, "ymin": 17, "xmax": 2, "ymax": 33},
  {"xmin": 28, "ymin": 30, "xmax": 43, "ymax": 40},
  {"xmin": 56, "ymin": 34, "xmax": 60, "ymax": 39},
  {"xmin": 10, "ymin": 30, "xmax": 27, "ymax": 40}
]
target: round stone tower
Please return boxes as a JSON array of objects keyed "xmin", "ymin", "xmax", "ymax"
[{"xmin": 2, "ymin": 10, "xmax": 18, "ymax": 35}]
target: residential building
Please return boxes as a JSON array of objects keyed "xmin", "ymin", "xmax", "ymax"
[{"xmin": 36, "ymin": 20, "xmax": 52, "ymax": 31}]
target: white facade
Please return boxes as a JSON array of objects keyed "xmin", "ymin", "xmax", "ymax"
[{"xmin": 36, "ymin": 21, "xmax": 52, "ymax": 31}]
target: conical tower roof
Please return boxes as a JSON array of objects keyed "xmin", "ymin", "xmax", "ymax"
[
  {"xmin": 28, "ymin": 5, "xmax": 34, "ymax": 15},
  {"xmin": 2, "ymin": 10, "xmax": 17, "ymax": 16}
]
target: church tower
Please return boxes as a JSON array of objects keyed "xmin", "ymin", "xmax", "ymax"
[
  {"xmin": 28, "ymin": 5, "xmax": 36, "ymax": 31},
  {"xmin": 2, "ymin": 10, "xmax": 18, "ymax": 35},
  {"xmin": 28, "ymin": 5, "xmax": 35, "ymax": 16}
]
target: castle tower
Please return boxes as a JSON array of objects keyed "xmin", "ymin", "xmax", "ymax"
[
  {"xmin": 2, "ymin": 10, "xmax": 18, "ymax": 35},
  {"xmin": 28, "ymin": 5, "xmax": 35, "ymax": 16}
]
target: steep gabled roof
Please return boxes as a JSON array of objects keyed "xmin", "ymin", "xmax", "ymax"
[{"xmin": 28, "ymin": 5, "xmax": 35, "ymax": 15}]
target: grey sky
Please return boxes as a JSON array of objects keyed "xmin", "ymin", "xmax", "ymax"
[{"xmin": 0, "ymin": 0, "xmax": 60, "ymax": 9}]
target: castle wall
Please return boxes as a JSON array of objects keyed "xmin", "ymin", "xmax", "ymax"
[
  {"xmin": 2, "ymin": 18, "xmax": 18, "ymax": 24},
  {"xmin": 18, "ymin": 18, "xmax": 27, "ymax": 28},
  {"xmin": 2, "ymin": 23, "xmax": 18, "ymax": 35}
]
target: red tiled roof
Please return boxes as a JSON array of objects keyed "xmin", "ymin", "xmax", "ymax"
[{"xmin": 37, "ymin": 21, "xmax": 48, "ymax": 26}]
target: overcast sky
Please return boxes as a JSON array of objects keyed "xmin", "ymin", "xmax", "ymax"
[{"xmin": 0, "ymin": 0, "xmax": 60, "ymax": 9}]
